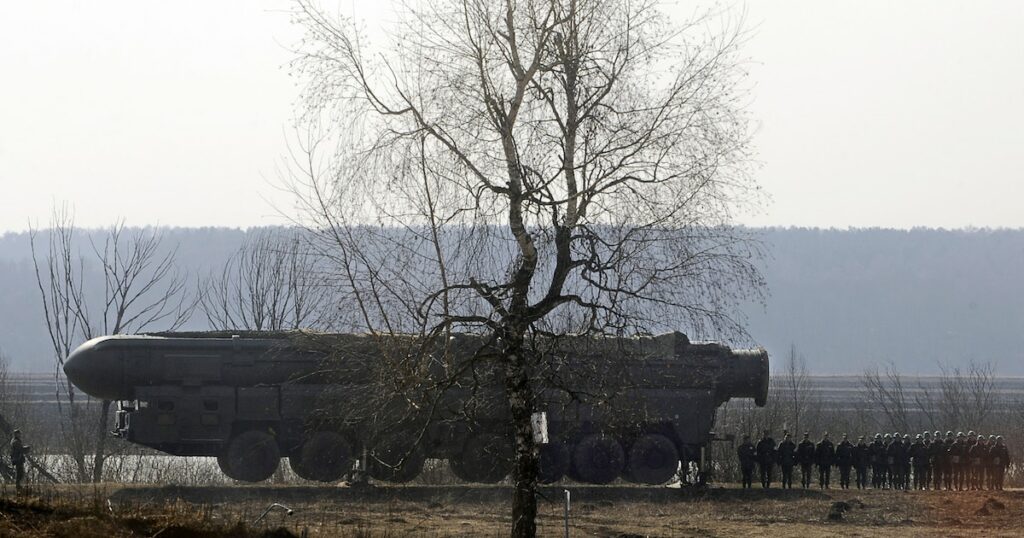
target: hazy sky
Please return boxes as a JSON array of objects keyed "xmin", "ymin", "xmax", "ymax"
[{"xmin": 1, "ymin": 1, "xmax": 1022, "ymax": 232}]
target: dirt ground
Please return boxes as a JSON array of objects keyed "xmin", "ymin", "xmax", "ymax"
[{"xmin": 1, "ymin": 484, "xmax": 1023, "ymax": 537}]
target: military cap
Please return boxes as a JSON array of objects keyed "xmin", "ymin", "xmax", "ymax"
[
  {"xmin": 946, "ymin": 431, "xmax": 954, "ymax": 437},
  {"xmin": 968, "ymin": 430, "xmax": 976, "ymax": 436},
  {"xmin": 874, "ymin": 433, "xmax": 882, "ymax": 439},
  {"xmin": 915, "ymin": 434, "xmax": 922, "ymax": 439},
  {"xmin": 957, "ymin": 432, "xmax": 965, "ymax": 437},
  {"xmin": 934, "ymin": 431, "xmax": 942, "ymax": 437},
  {"xmin": 903, "ymin": 434, "xmax": 910, "ymax": 439},
  {"xmin": 996, "ymin": 436, "xmax": 1004, "ymax": 441},
  {"xmin": 884, "ymin": 433, "xmax": 892, "ymax": 439},
  {"xmin": 989, "ymin": 434, "xmax": 996, "ymax": 440}
]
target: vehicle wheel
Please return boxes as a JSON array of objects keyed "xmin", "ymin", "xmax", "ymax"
[
  {"xmin": 626, "ymin": 434, "xmax": 679, "ymax": 485},
  {"xmin": 451, "ymin": 433, "xmax": 513, "ymax": 483},
  {"xmin": 368, "ymin": 434, "xmax": 425, "ymax": 483},
  {"xmin": 538, "ymin": 442, "xmax": 570, "ymax": 484},
  {"xmin": 572, "ymin": 434, "xmax": 624, "ymax": 485},
  {"xmin": 290, "ymin": 431, "xmax": 353, "ymax": 483},
  {"xmin": 222, "ymin": 430, "xmax": 280, "ymax": 482}
]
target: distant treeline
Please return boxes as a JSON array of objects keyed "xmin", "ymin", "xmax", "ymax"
[{"xmin": 1, "ymin": 226, "xmax": 1022, "ymax": 374}]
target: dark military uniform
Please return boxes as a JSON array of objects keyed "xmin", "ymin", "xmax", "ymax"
[
  {"xmin": 835, "ymin": 437, "xmax": 854, "ymax": 489},
  {"xmin": 990, "ymin": 439, "xmax": 1010, "ymax": 491},
  {"xmin": 9, "ymin": 433, "xmax": 28, "ymax": 490},
  {"xmin": 756, "ymin": 434, "xmax": 776, "ymax": 489},
  {"xmin": 900, "ymin": 437, "xmax": 912, "ymax": 490},
  {"xmin": 853, "ymin": 438, "xmax": 870, "ymax": 489},
  {"xmin": 815, "ymin": 436, "xmax": 835, "ymax": 489},
  {"xmin": 869, "ymin": 437, "xmax": 886, "ymax": 488},
  {"xmin": 910, "ymin": 437, "xmax": 928, "ymax": 489},
  {"xmin": 969, "ymin": 439, "xmax": 987, "ymax": 490},
  {"xmin": 929, "ymin": 433, "xmax": 946, "ymax": 490},
  {"xmin": 950, "ymin": 436, "xmax": 967, "ymax": 491},
  {"xmin": 942, "ymin": 436, "xmax": 955, "ymax": 490},
  {"xmin": 776, "ymin": 436, "xmax": 797, "ymax": 489},
  {"xmin": 797, "ymin": 436, "xmax": 815, "ymax": 488},
  {"xmin": 737, "ymin": 438, "xmax": 757, "ymax": 489},
  {"xmin": 886, "ymin": 437, "xmax": 903, "ymax": 489}
]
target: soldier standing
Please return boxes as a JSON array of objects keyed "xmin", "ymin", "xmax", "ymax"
[
  {"xmin": 815, "ymin": 432, "xmax": 835, "ymax": 489},
  {"xmin": 990, "ymin": 436, "xmax": 1010, "ymax": 491},
  {"xmin": 9, "ymin": 429, "xmax": 29, "ymax": 491},
  {"xmin": 943, "ymin": 431, "xmax": 955, "ymax": 490},
  {"xmin": 910, "ymin": 434, "xmax": 928, "ymax": 490},
  {"xmin": 755, "ymin": 430, "xmax": 776, "ymax": 489},
  {"xmin": 921, "ymin": 431, "xmax": 933, "ymax": 489},
  {"xmin": 929, "ymin": 430, "xmax": 945, "ymax": 490},
  {"xmin": 835, "ymin": 433, "xmax": 854, "ymax": 489},
  {"xmin": 985, "ymin": 435, "xmax": 997, "ymax": 490},
  {"xmin": 776, "ymin": 432, "xmax": 797, "ymax": 489},
  {"xmin": 737, "ymin": 434, "xmax": 757, "ymax": 489},
  {"xmin": 853, "ymin": 435, "xmax": 870, "ymax": 489},
  {"xmin": 969, "ymin": 435, "xmax": 987, "ymax": 490},
  {"xmin": 797, "ymin": 432, "xmax": 815, "ymax": 489},
  {"xmin": 885, "ymin": 433, "xmax": 901, "ymax": 489},
  {"xmin": 951, "ymin": 432, "xmax": 967, "ymax": 491},
  {"xmin": 869, "ymin": 434, "xmax": 886, "ymax": 488},
  {"xmin": 900, "ymin": 434, "xmax": 912, "ymax": 490}
]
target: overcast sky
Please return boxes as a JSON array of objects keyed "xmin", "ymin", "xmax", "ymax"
[{"xmin": 1, "ymin": 1, "xmax": 1022, "ymax": 232}]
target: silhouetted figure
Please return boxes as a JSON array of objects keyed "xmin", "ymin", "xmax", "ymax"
[
  {"xmin": 9, "ymin": 429, "xmax": 29, "ymax": 491},
  {"xmin": 737, "ymin": 434, "xmax": 756, "ymax": 489},
  {"xmin": 755, "ymin": 430, "xmax": 776, "ymax": 489}
]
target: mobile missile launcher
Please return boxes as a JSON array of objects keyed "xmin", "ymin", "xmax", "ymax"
[{"xmin": 63, "ymin": 331, "xmax": 768, "ymax": 485}]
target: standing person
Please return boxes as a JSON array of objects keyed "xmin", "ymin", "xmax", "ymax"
[
  {"xmin": 911, "ymin": 434, "xmax": 928, "ymax": 490},
  {"xmin": 885, "ymin": 433, "xmax": 901, "ymax": 489},
  {"xmin": 869, "ymin": 434, "xmax": 886, "ymax": 488},
  {"xmin": 921, "ymin": 431, "xmax": 933, "ymax": 489},
  {"xmin": 835, "ymin": 434, "xmax": 854, "ymax": 489},
  {"xmin": 929, "ymin": 430, "xmax": 945, "ymax": 490},
  {"xmin": 9, "ymin": 429, "xmax": 30, "ymax": 491},
  {"xmin": 985, "ymin": 435, "xmax": 998, "ymax": 490},
  {"xmin": 815, "ymin": 432, "xmax": 835, "ymax": 489},
  {"xmin": 756, "ymin": 430, "xmax": 776, "ymax": 489},
  {"xmin": 943, "ymin": 431, "xmax": 955, "ymax": 490},
  {"xmin": 900, "ymin": 434, "xmax": 912, "ymax": 490},
  {"xmin": 969, "ymin": 435, "xmax": 987, "ymax": 490},
  {"xmin": 776, "ymin": 432, "xmax": 797, "ymax": 489},
  {"xmin": 853, "ymin": 435, "xmax": 870, "ymax": 490},
  {"xmin": 797, "ymin": 432, "xmax": 816, "ymax": 489},
  {"xmin": 951, "ymin": 432, "xmax": 967, "ymax": 491},
  {"xmin": 990, "ymin": 436, "xmax": 1010, "ymax": 491},
  {"xmin": 737, "ymin": 434, "xmax": 757, "ymax": 489}
]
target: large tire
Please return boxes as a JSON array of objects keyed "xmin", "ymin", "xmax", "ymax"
[
  {"xmin": 222, "ymin": 430, "xmax": 280, "ymax": 482},
  {"xmin": 538, "ymin": 442, "xmax": 570, "ymax": 484},
  {"xmin": 368, "ymin": 435, "xmax": 425, "ymax": 483},
  {"xmin": 572, "ymin": 434, "xmax": 625, "ymax": 485},
  {"xmin": 290, "ymin": 431, "xmax": 353, "ymax": 483},
  {"xmin": 626, "ymin": 434, "xmax": 679, "ymax": 485},
  {"xmin": 451, "ymin": 433, "xmax": 513, "ymax": 483}
]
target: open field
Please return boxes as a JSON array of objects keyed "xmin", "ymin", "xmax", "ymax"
[{"xmin": 2, "ymin": 484, "xmax": 1023, "ymax": 537}]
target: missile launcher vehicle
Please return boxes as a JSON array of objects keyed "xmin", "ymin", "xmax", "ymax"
[{"xmin": 63, "ymin": 331, "xmax": 768, "ymax": 485}]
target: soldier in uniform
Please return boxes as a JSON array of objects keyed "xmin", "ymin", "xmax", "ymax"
[
  {"xmin": 943, "ymin": 431, "xmax": 955, "ymax": 490},
  {"xmin": 900, "ymin": 434, "xmax": 912, "ymax": 490},
  {"xmin": 756, "ymin": 429, "xmax": 776, "ymax": 489},
  {"xmin": 929, "ymin": 430, "xmax": 945, "ymax": 490},
  {"xmin": 870, "ymin": 433, "xmax": 886, "ymax": 488},
  {"xmin": 853, "ymin": 435, "xmax": 870, "ymax": 490},
  {"xmin": 951, "ymin": 432, "xmax": 967, "ymax": 491},
  {"xmin": 815, "ymin": 432, "xmax": 835, "ymax": 489},
  {"xmin": 737, "ymin": 434, "xmax": 757, "ymax": 489},
  {"xmin": 9, "ymin": 429, "xmax": 29, "ymax": 491},
  {"xmin": 776, "ymin": 432, "xmax": 797, "ymax": 489},
  {"xmin": 797, "ymin": 432, "xmax": 816, "ymax": 489},
  {"xmin": 920, "ymin": 431, "xmax": 933, "ymax": 489},
  {"xmin": 910, "ymin": 434, "xmax": 928, "ymax": 490},
  {"xmin": 990, "ymin": 436, "xmax": 1010, "ymax": 491},
  {"xmin": 969, "ymin": 434, "xmax": 987, "ymax": 490},
  {"xmin": 835, "ymin": 433, "xmax": 854, "ymax": 489},
  {"xmin": 885, "ymin": 433, "xmax": 902, "ymax": 489},
  {"xmin": 985, "ymin": 435, "xmax": 997, "ymax": 490}
]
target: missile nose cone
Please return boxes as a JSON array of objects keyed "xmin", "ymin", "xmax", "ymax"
[{"xmin": 64, "ymin": 338, "xmax": 127, "ymax": 400}]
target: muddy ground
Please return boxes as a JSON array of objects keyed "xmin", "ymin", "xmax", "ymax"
[{"xmin": 1, "ymin": 484, "xmax": 1022, "ymax": 537}]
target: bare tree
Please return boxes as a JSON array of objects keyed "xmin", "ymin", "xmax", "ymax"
[
  {"xmin": 201, "ymin": 228, "xmax": 330, "ymax": 331},
  {"xmin": 914, "ymin": 360, "xmax": 997, "ymax": 433},
  {"xmin": 779, "ymin": 344, "xmax": 816, "ymax": 435},
  {"xmin": 860, "ymin": 362, "xmax": 911, "ymax": 433},
  {"xmin": 30, "ymin": 211, "xmax": 194, "ymax": 482},
  {"xmin": 290, "ymin": 1, "xmax": 761, "ymax": 535}
]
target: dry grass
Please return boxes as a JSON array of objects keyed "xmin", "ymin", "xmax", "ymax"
[{"xmin": 2, "ymin": 484, "xmax": 1023, "ymax": 537}]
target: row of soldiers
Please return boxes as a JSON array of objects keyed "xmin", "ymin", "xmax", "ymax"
[{"xmin": 737, "ymin": 429, "xmax": 1011, "ymax": 491}]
